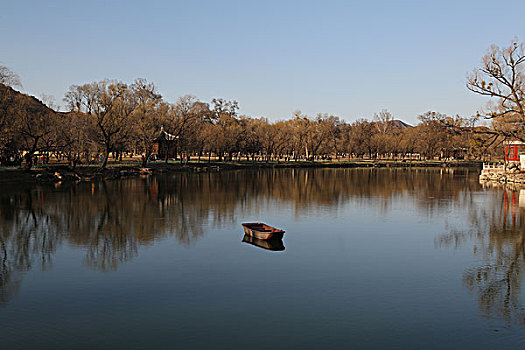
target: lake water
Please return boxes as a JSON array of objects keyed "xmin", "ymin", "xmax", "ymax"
[{"xmin": 1, "ymin": 168, "xmax": 524, "ymax": 349}]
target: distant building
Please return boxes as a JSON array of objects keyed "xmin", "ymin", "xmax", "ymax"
[
  {"xmin": 152, "ymin": 128, "xmax": 178, "ymax": 159},
  {"xmin": 504, "ymin": 140, "xmax": 525, "ymax": 168},
  {"xmin": 481, "ymin": 139, "xmax": 525, "ymax": 181}
]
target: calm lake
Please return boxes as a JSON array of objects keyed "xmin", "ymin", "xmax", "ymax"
[{"xmin": 1, "ymin": 168, "xmax": 524, "ymax": 349}]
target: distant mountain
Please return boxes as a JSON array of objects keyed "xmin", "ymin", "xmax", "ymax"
[
  {"xmin": 390, "ymin": 119, "xmax": 412, "ymax": 129},
  {"xmin": 0, "ymin": 83, "xmax": 55, "ymax": 118}
]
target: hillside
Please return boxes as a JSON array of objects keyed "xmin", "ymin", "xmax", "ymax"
[
  {"xmin": 0, "ymin": 83, "xmax": 57, "ymax": 164},
  {"xmin": 0, "ymin": 83, "xmax": 55, "ymax": 117},
  {"xmin": 390, "ymin": 119, "xmax": 412, "ymax": 129}
]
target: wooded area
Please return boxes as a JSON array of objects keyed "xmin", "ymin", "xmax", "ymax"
[{"xmin": 1, "ymin": 39, "xmax": 524, "ymax": 169}]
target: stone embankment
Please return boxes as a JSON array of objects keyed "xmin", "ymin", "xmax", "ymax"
[{"xmin": 479, "ymin": 164, "xmax": 525, "ymax": 185}]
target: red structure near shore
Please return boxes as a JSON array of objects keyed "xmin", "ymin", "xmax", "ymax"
[{"xmin": 504, "ymin": 140, "xmax": 525, "ymax": 164}]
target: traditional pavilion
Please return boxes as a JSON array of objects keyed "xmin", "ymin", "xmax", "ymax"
[{"xmin": 152, "ymin": 128, "xmax": 178, "ymax": 159}]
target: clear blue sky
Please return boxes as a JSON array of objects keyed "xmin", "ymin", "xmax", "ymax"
[{"xmin": 1, "ymin": 0, "xmax": 524, "ymax": 124}]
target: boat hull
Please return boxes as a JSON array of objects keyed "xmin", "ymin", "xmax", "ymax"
[{"xmin": 242, "ymin": 223, "xmax": 285, "ymax": 240}]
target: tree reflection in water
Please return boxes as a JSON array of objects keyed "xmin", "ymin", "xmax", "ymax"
[
  {"xmin": 0, "ymin": 188, "xmax": 63, "ymax": 305},
  {"xmin": 438, "ymin": 186, "xmax": 525, "ymax": 325},
  {"xmin": 0, "ymin": 168, "xmax": 486, "ymax": 307}
]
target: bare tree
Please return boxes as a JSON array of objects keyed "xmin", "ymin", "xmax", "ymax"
[
  {"xmin": 64, "ymin": 80, "xmax": 137, "ymax": 168},
  {"xmin": 467, "ymin": 40, "xmax": 525, "ymax": 140},
  {"xmin": 129, "ymin": 78, "xmax": 168, "ymax": 167},
  {"xmin": 0, "ymin": 66, "xmax": 22, "ymax": 88},
  {"xmin": 164, "ymin": 95, "xmax": 208, "ymax": 162},
  {"xmin": 39, "ymin": 93, "xmax": 60, "ymax": 111},
  {"xmin": 13, "ymin": 97, "xmax": 57, "ymax": 168},
  {"xmin": 211, "ymin": 98, "xmax": 239, "ymax": 118},
  {"xmin": 373, "ymin": 109, "xmax": 393, "ymax": 134},
  {"xmin": 56, "ymin": 111, "xmax": 95, "ymax": 169}
]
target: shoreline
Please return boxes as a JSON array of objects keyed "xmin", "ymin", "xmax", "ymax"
[
  {"xmin": 0, "ymin": 160, "xmax": 483, "ymax": 185},
  {"xmin": 480, "ymin": 166, "xmax": 525, "ymax": 186}
]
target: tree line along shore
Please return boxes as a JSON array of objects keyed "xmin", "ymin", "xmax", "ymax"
[{"xmin": 0, "ymin": 39, "xmax": 523, "ymax": 182}]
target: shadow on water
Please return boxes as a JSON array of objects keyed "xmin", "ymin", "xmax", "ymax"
[{"xmin": 0, "ymin": 167, "xmax": 505, "ymax": 319}]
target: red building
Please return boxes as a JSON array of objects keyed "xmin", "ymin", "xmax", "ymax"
[{"xmin": 504, "ymin": 140, "xmax": 525, "ymax": 164}]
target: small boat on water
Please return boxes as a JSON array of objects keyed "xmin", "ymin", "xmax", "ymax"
[
  {"xmin": 242, "ymin": 234, "xmax": 285, "ymax": 251},
  {"xmin": 242, "ymin": 222, "xmax": 285, "ymax": 240}
]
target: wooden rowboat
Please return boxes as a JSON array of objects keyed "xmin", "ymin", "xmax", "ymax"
[
  {"xmin": 242, "ymin": 234, "xmax": 285, "ymax": 251},
  {"xmin": 242, "ymin": 222, "xmax": 285, "ymax": 240}
]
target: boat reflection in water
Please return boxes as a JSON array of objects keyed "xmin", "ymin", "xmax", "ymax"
[{"xmin": 242, "ymin": 234, "xmax": 285, "ymax": 251}]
